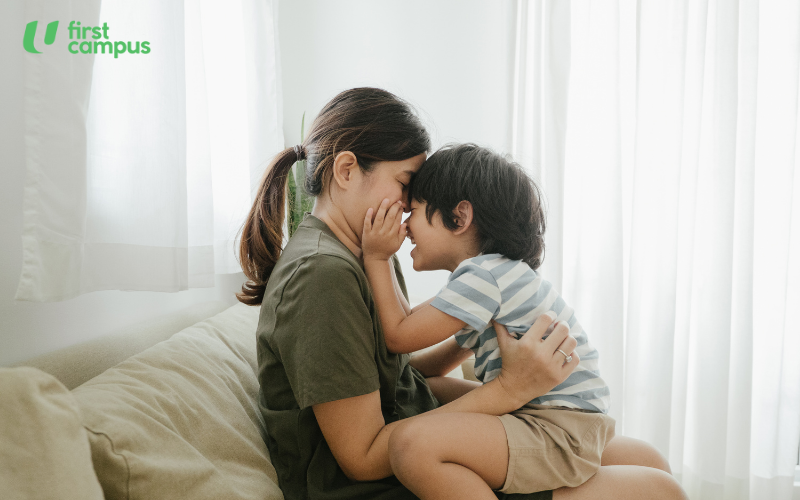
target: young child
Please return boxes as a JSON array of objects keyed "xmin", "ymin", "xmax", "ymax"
[{"xmin": 361, "ymin": 143, "xmax": 615, "ymax": 499}]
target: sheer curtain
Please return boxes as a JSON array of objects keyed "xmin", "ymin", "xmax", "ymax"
[
  {"xmin": 17, "ymin": 0, "xmax": 283, "ymax": 302},
  {"xmin": 512, "ymin": 1, "xmax": 800, "ymax": 499}
]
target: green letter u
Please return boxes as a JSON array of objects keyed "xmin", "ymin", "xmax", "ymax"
[{"xmin": 23, "ymin": 20, "xmax": 59, "ymax": 54}]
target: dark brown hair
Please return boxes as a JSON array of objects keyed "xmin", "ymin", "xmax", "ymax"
[
  {"xmin": 409, "ymin": 143, "xmax": 547, "ymax": 270},
  {"xmin": 236, "ymin": 88, "xmax": 431, "ymax": 305}
]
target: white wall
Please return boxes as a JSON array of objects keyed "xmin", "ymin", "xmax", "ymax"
[
  {"xmin": 278, "ymin": 0, "xmax": 517, "ymax": 303},
  {"xmin": 0, "ymin": 0, "xmax": 518, "ymax": 365},
  {"xmin": 0, "ymin": 2, "xmax": 244, "ymax": 367}
]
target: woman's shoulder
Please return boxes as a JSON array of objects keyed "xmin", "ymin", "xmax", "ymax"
[
  {"xmin": 263, "ymin": 223, "xmax": 367, "ymax": 308},
  {"xmin": 292, "ymin": 232, "xmax": 363, "ymax": 280},
  {"xmin": 288, "ymin": 215, "xmax": 362, "ymax": 266}
]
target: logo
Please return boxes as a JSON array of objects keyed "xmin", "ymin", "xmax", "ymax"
[
  {"xmin": 23, "ymin": 20, "xmax": 150, "ymax": 58},
  {"xmin": 23, "ymin": 21, "xmax": 59, "ymax": 53}
]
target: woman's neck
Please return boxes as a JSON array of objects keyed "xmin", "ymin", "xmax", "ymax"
[{"xmin": 311, "ymin": 197, "xmax": 363, "ymax": 260}]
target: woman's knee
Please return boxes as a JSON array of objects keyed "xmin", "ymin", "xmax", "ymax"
[
  {"xmin": 645, "ymin": 468, "xmax": 687, "ymax": 500},
  {"xmin": 555, "ymin": 466, "xmax": 687, "ymax": 500}
]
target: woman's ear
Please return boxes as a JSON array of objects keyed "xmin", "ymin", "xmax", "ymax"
[
  {"xmin": 453, "ymin": 200, "xmax": 474, "ymax": 235},
  {"xmin": 331, "ymin": 151, "xmax": 360, "ymax": 190}
]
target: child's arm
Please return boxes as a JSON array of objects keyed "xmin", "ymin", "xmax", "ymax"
[
  {"xmin": 389, "ymin": 261, "xmax": 412, "ymax": 316},
  {"xmin": 362, "ymin": 200, "xmax": 467, "ymax": 353},
  {"xmin": 411, "ymin": 296, "xmax": 434, "ymax": 313}
]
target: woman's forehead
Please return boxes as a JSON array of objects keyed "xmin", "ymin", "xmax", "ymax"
[{"xmin": 397, "ymin": 152, "xmax": 427, "ymax": 172}]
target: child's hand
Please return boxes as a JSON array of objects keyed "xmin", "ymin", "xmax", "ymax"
[{"xmin": 362, "ymin": 198, "xmax": 406, "ymax": 262}]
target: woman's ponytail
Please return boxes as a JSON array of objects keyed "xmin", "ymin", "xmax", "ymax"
[{"xmin": 236, "ymin": 146, "xmax": 302, "ymax": 306}]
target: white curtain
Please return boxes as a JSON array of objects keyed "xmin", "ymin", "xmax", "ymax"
[
  {"xmin": 512, "ymin": 1, "xmax": 800, "ymax": 499},
  {"xmin": 17, "ymin": 0, "xmax": 283, "ymax": 302}
]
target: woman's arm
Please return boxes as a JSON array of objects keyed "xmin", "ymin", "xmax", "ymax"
[
  {"xmin": 410, "ymin": 337, "xmax": 478, "ymax": 406},
  {"xmin": 313, "ymin": 313, "xmax": 579, "ymax": 482}
]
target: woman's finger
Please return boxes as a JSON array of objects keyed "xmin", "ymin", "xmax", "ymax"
[
  {"xmin": 553, "ymin": 335, "xmax": 577, "ymax": 366},
  {"xmin": 541, "ymin": 320, "xmax": 570, "ymax": 352},
  {"xmin": 561, "ymin": 350, "xmax": 580, "ymax": 373},
  {"xmin": 557, "ymin": 334, "xmax": 577, "ymax": 357},
  {"xmin": 493, "ymin": 321, "xmax": 513, "ymax": 348},
  {"xmin": 517, "ymin": 311, "xmax": 557, "ymax": 344}
]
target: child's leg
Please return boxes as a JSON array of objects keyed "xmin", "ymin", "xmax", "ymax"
[
  {"xmin": 388, "ymin": 412, "xmax": 510, "ymax": 500},
  {"xmin": 425, "ymin": 376, "xmax": 480, "ymax": 404}
]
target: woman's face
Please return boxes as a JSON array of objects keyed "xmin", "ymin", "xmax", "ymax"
[{"xmin": 349, "ymin": 153, "xmax": 427, "ymax": 244}]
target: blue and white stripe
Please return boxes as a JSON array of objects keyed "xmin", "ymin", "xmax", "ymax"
[{"xmin": 431, "ymin": 254, "xmax": 610, "ymax": 413}]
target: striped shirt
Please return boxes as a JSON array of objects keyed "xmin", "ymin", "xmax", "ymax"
[{"xmin": 430, "ymin": 254, "xmax": 610, "ymax": 413}]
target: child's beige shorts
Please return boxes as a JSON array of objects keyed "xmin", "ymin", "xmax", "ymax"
[{"xmin": 496, "ymin": 404, "xmax": 616, "ymax": 494}]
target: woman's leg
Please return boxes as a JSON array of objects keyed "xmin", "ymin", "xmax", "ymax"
[
  {"xmin": 553, "ymin": 465, "xmax": 687, "ymax": 500},
  {"xmin": 389, "ymin": 412, "xmax": 509, "ymax": 500},
  {"xmin": 552, "ymin": 435, "xmax": 685, "ymax": 500},
  {"xmin": 601, "ymin": 435, "xmax": 671, "ymax": 473}
]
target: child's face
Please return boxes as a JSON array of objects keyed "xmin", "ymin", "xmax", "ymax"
[{"xmin": 405, "ymin": 199, "xmax": 461, "ymax": 272}]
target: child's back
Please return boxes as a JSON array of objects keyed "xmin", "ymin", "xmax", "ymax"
[{"xmin": 432, "ymin": 252, "xmax": 610, "ymax": 413}]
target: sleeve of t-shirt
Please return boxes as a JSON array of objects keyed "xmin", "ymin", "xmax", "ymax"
[
  {"xmin": 273, "ymin": 254, "xmax": 379, "ymax": 409},
  {"xmin": 430, "ymin": 262, "xmax": 502, "ymax": 332}
]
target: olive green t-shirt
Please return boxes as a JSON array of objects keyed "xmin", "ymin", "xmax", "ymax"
[{"xmin": 256, "ymin": 214, "xmax": 439, "ymax": 500}]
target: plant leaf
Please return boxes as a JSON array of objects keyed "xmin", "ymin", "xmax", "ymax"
[
  {"xmin": 287, "ymin": 162, "xmax": 297, "ymax": 238},
  {"xmin": 300, "ymin": 112, "xmax": 305, "ymax": 143}
]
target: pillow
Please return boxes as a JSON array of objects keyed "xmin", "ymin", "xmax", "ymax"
[
  {"xmin": 0, "ymin": 367, "xmax": 104, "ymax": 500},
  {"xmin": 72, "ymin": 303, "xmax": 283, "ymax": 500}
]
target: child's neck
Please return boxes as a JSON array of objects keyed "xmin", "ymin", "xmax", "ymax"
[
  {"xmin": 444, "ymin": 249, "xmax": 481, "ymax": 273},
  {"xmin": 439, "ymin": 225, "xmax": 482, "ymax": 272}
]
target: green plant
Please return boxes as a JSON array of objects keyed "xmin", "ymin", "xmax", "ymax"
[{"xmin": 286, "ymin": 113, "xmax": 314, "ymax": 238}]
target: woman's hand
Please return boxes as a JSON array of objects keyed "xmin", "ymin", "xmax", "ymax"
[
  {"xmin": 362, "ymin": 198, "xmax": 406, "ymax": 261},
  {"xmin": 493, "ymin": 312, "xmax": 579, "ymax": 409}
]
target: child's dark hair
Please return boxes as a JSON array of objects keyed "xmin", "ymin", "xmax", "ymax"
[{"xmin": 409, "ymin": 143, "xmax": 546, "ymax": 270}]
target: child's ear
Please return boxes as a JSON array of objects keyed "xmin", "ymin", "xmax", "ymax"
[{"xmin": 453, "ymin": 200, "xmax": 474, "ymax": 235}]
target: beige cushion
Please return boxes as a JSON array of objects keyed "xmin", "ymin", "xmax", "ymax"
[
  {"xmin": 72, "ymin": 303, "xmax": 284, "ymax": 500},
  {"xmin": 0, "ymin": 367, "xmax": 104, "ymax": 500},
  {"xmin": 15, "ymin": 300, "xmax": 232, "ymax": 390}
]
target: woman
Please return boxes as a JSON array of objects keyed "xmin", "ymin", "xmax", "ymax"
[{"xmin": 237, "ymin": 88, "xmax": 687, "ymax": 500}]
